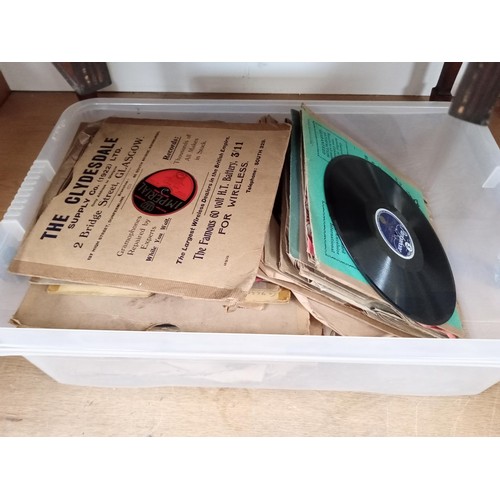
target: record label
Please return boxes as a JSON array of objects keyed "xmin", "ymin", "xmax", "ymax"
[
  {"xmin": 132, "ymin": 168, "xmax": 197, "ymax": 216},
  {"xmin": 375, "ymin": 208, "xmax": 415, "ymax": 260}
]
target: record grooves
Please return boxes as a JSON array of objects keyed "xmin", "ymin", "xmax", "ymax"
[{"xmin": 324, "ymin": 155, "xmax": 456, "ymax": 325}]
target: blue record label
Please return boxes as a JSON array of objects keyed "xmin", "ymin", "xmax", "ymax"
[{"xmin": 375, "ymin": 208, "xmax": 415, "ymax": 259}]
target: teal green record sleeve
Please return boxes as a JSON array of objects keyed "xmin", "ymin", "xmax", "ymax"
[
  {"xmin": 300, "ymin": 105, "xmax": 462, "ymax": 331},
  {"xmin": 287, "ymin": 109, "xmax": 303, "ymax": 262}
]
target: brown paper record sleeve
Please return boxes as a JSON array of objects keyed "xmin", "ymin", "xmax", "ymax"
[{"xmin": 9, "ymin": 116, "xmax": 291, "ymax": 302}]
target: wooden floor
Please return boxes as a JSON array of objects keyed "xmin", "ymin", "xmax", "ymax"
[{"xmin": 1, "ymin": 92, "xmax": 500, "ymax": 437}]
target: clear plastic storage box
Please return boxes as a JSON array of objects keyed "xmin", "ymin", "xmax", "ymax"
[{"xmin": 1, "ymin": 98, "xmax": 500, "ymax": 396}]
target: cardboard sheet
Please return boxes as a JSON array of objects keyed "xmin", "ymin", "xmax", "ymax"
[{"xmin": 12, "ymin": 285, "xmax": 313, "ymax": 335}]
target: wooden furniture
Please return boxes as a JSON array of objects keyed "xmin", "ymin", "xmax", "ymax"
[{"xmin": 430, "ymin": 62, "xmax": 462, "ymax": 101}]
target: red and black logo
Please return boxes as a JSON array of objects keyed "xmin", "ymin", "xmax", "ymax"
[{"xmin": 132, "ymin": 169, "xmax": 197, "ymax": 215}]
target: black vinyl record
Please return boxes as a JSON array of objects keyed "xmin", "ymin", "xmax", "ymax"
[{"xmin": 323, "ymin": 155, "xmax": 456, "ymax": 325}]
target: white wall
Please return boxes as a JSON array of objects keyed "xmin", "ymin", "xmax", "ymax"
[{"xmin": 0, "ymin": 62, "xmax": 447, "ymax": 96}]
